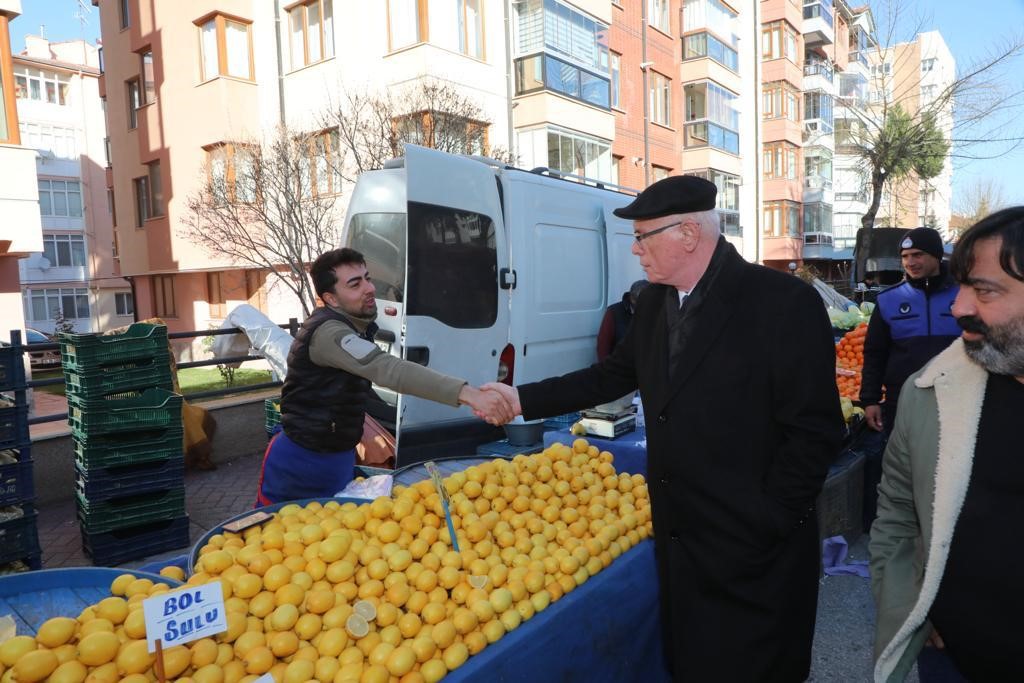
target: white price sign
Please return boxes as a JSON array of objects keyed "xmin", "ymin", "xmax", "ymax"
[{"xmin": 142, "ymin": 583, "xmax": 227, "ymax": 653}]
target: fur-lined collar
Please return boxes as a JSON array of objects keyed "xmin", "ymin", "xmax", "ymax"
[{"xmin": 876, "ymin": 338, "xmax": 989, "ymax": 682}]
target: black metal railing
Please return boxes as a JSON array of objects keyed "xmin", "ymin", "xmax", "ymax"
[{"xmin": 6, "ymin": 319, "xmax": 299, "ymax": 427}]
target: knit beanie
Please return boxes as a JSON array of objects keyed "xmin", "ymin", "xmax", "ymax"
[{"xmin": 900, "ymin": 227, "xmax": 944, "ymax": 260}]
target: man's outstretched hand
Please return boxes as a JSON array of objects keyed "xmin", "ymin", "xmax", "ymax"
[
  {"xmin": 480, "ymin": 383, "xmax": 522, "ymax": 420},
  {"xmin": 459, "ymin": 384, "xmax": 516, "ymax": 425}
]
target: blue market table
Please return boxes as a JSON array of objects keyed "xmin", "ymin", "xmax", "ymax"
[{"xmin": 544, "ymin": 426, "xmax": 649, "ymax": 476}]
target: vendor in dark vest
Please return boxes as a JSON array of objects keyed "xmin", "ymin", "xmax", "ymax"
[
  {"xmin": 861, "ymin": 227, "xmax": 961, "ymax": 433},
  {"xmin": 256, "ymin": 248, "xmax": 512, "ymax": 505},
  {"xmin": 596, "ymin": 279, "xmax": 649, "ymax": 361}
]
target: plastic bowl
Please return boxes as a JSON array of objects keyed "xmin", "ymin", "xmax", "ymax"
[{"xmin": 503, "ymin": 419, "xmax": 544, "ymax": 446}]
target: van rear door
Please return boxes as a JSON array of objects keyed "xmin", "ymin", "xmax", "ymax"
[{"xmin": 397, "ymin": 145, "xmax": 510, "ymax": 440}]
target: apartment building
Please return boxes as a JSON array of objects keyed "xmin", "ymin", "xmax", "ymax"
[
  {"xmin": 873, "ymin": 31, "xmax": 955, "ymax": 239},
  {"xmin": 14, "ymin": 36, "xmax": 128, "ymax": 335},
  {"xmin": 0, "ymin": 0, "xmax": 43, "ymax": 344}
]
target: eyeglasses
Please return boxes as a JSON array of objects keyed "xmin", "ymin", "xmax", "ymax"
[{"xmin": 633, "ymin": 220, "xmax": 683, "ymax": 246}]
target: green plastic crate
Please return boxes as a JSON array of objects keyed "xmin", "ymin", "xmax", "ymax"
[
  {"xmin": 265, "ymin": 397, "xmax": 281, "ymax": 433},
  {"xmin": 64, "ymin": 355, "xmax": 173, "ymax": 399},
  {"xmin": 73, "ymin": 428, "xmax": 184, "ymax": 470},
  {"xmin": 68, "ymin": 388, "xmax": 182, "ymax": 437},
  {"xmin": 76, "ymin": 486, "xmax": 185, "ymax": 534},
  {"xmin": 59, "ymin": 323, "xmax": 169, "ymax": 369}
]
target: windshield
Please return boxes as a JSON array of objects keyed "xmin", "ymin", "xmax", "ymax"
[{"xmin": 347, "ymin": 213, "xmax": 407, "ymax": 303}]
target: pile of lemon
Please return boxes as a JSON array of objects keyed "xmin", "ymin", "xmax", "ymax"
[{"xmin": 0, "ymin": 439, "xmax": 652, "ymax": 683}]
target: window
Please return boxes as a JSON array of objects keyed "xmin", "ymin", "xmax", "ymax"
[
  {"xmin": 804, "ymin": 91, "xmax": 833, "ymax": 133},
  {"xmin": 38, "ymin": 180, "xmax": 83, "ymax": 218},
  {"xmin": 763, "ymin": 141, "xmax": 799, "ymax": 180},
  {"xmin": 29, "ymin": 288, "xmax": 90, "ymax": 321},
  {"xmin": 140, "ymin": 50, "xmax": 155, "ymax": 103},
  {"xmin": 610, "ymin": 52, "xmax": 620, "ymax": 109},
  {"xmin": 147, "ymin": 161, "xmax": 164, "ymax": 217},
  {"xmin": 297, "ymin": 130, "xmax": 343, "ymax": 198},
  {"xmin": 395, "ymin": 112, "xmax": 487, "ymax": 156},
  {"xmin": 683, "ymin": 0, "xmax": 738, "ymax": 39},
  {"xmin": 133, "ymin": 176, "xmax": 150, "ymax": 226},
  {"xmin": 513, "ymin": 0, "xmax": 609, "ymax": 75},
  {"xmin": 115, "ymin": 292, "xmax": 134, "ymax": 317},
  {"xmin": 762, "ymin": 81, "xmax": 800, "ymax": 121},
  {"xmin": 611, "ymin": 156, "xmax": 620, "ymax": 185},
  {"xmin": 514, "ymin": 53, "xmax": 610, "ymax": 109},
  {"xmin": 763, "ymin": 200, "xmax": 801, "ymax": 238},
  {"xmin": 407, "ymin": 201, "xmax": 497, "ymax": 328},
  {"xmin": 119, "ymin": 0, "xmax": 130, "ymax": 29},
  {"xmin": 207, "ymin": 143, "xmax": 257, "ymax": 204},
  {"xmin": 804, "ymin": 151, "xmax": 833, "ymax": 187},
  {"xmin": 545, "ymin": 127, "xmax": 611, "ymax": 180},
  {"xmin": 388, "ymin": 0, "xmax": 423, "ymax": 50},
  {"xmin": 18, "ymin": 122, "xmax": 78, "ymax": 158},
  {"xmin": 107, "ymin": 188, "xmax": 116, "ymax": 226},
  {"xmin": 920, "ymin": 84, "xmax": 937, "ymax": 102},
  {"xmin": 423, "ymin": 0, "xmax": 484, "ymax": 58},
  {"xmin": 207, "ymin": 272, "xmax": 225, "ymax": 318},
  {"xmin": 802, "ymin": 0, "xmax": 833, "ymax": 28},
  {"xmin": 245, "ymin": 270, "xmax": 267, "ymax": 310},
  {"xmin": 13, "ymin": 66, "xmax": 70, "ymax": 105},
  {"xmin": 761, "ymin": 21, "xmax": 799, "ymax": 63},
  {"xmin": 152, "ymin": 275, "xmax": 177, "ymax": 318},
  {"xmin": 683, "ymin": 32, "xmax": 738, "ymax": 71},
  {"xmin": 289, "ymin": 0, "xmax": 335, "ymax": 69},
  {"xmin": 197, "ymin": 13, "xmax": 253, "ymax": 81},
  {"xmin": 689, "ymin": 168, "xmax": 740, "ymax": 236},
  {"xmin": 684, "ymin": 80, "xmax": 739, "ymax": 154},
  {"xmin": 648, "ymin": 0, "xmax": 670, "ymax": 33},
  {"xmin": 648, "ymin": 71, "xmax": 670, "ymax": 126},
  {"xmin": 652, "ymin": 166, "xmax": 670, "ymax": 182},
  {"xmin": 42, "ymin": 234, "xmax": 87, "ymax": 267},
  {"xmin": 803, "ymin": 203, "xmax": 833, "ymax": 242},
  {"xmin": 127, "ymin": 79, "xmax": 140, "ymax": 129},
  {"xmin": 347, "ymin": 213, "xmax": 407, "ymax": 303},
  {"xmin": 921, "ymin": 58, "xmax": 936, "ymax": 73}
]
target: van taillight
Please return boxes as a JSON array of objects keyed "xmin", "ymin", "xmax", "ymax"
[{"xmin": 497, "ymin": 344, "xmax": 515, "ymax": 385}]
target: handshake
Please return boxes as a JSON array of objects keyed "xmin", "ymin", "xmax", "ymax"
[{"xmin": 457, "ymin": 383, "xmax": 522, "ymax": 425}]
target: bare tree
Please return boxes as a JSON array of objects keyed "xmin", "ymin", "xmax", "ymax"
[
  {"xmin": 955, "ymin": 177, "xmax": 1009, "ymax": 227},
  {"xmin": 325, "ymin": 79, "xmax": 514, "ymax": 183},
  {"xmin": 182, "ymin": 125, "xmax": 341, "ymax": 318},
  {"xmin": 842, "ymin": 1, "xmax": 1024, "ymax": 230}
]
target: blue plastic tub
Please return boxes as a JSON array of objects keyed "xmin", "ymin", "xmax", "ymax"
[
  {"xmin": 187, "ymin": 497, "xmax": 365, "ymax": 576},
  {"xmin": 0, "ymin": 567, "xmax": 181, "ymax": 635}
]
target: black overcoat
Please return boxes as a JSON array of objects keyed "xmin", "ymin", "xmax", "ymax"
[{"xmin": 518, "ymin": 238, "xmax": 844, "ymax": 682}]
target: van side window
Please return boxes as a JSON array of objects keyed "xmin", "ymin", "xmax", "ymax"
[
  {"xmin": 348, "ymin": 213, "xmax": 407, "ymax": 303},
  {"xmin": 407, "ymin": 201, "xmax": 497, "ymax": 329}
]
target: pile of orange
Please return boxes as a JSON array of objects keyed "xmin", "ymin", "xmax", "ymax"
[{"xmin": 835, "ymin": 323, "xmax": 867, "ymax": 399}]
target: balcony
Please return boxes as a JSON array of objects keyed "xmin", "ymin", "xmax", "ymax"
[
  {"xmin": 515, "ymin": 53, "xmax": 611, "ymax": 111},
  {"xmin": 803, "ymin": 59, "xmax": 834, "ymax": 92},
  {"xmin": 684, "ymin": 121, "xmax": 739, "ymax": 155},
  {"xmin": 802, "ymin": 1, "xmax": 834, "ymax": 47}
]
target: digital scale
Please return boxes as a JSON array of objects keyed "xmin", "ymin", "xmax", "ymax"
[{"xmin": 578, "ymin": 406, "xmax": 637, "ymax": 439}]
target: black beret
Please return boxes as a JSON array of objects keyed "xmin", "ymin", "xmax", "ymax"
[{"xmin": 613, "ymin": 175, "xmax": 717, "ymax": 220}]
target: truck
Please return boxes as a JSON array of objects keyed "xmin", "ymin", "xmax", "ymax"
[{"xmin": 342, "ymin": 145, "xmax": 645, "ymax": 464}]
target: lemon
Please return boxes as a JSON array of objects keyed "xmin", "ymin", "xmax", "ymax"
[
  {"xmin": 34, "ymin": 617, "xmax": 77, "ymax": 648},
  {"xmin": 93, "ymin": 597, "xmax": 129, "ymax": 625},
  {"xmin": 190, "ymin": 637, "xmax": 219, "ymax": 667},
  {"xmin": 76, "ymin": 631, "xmax": 120, "ymax": 667},
  {"xmin": 352, "ymin": 599, "xmax": 376, "ymax": 621},
  {"xmin": 345, "ymin": 614, "xmax": 369, "ymax": 639},
  {"xmin": 270, "ymin": 603, "xmax": 299, "ymax": 631},
  {"xmin": 161, "ymin": 645, "xmax": 192, "ymax": 678},
  {"xmin": 420, "ymin": 658, "xmax": 448, "ymax": 683},
  {"xmin": 10, "ymin": 649, "xmax": 58, "ymax": 682},
  {"xmin": 159, "ymin": 565, "xmax": 186, "ymax": 582},
  {"xmin": 192, "ymin": 662, "xmax": 226, "ymax": 683},
  {"xmin": 282, "ymin": 659, "xmax": 314, "ymax": 683},
  {"xmin": 45, "ymin": 660, "xmax": 88, "ymax": 683},
  {"xmin": 114, "ymin": 639, "xmax": 154, "ymax": 676},
  {"xmin": 122, "ymin": 608, "xmax": 147, "ymax": 639},
  {"xmin": 268, "ymin": 631, "xmax": 299, "ymax": 658},
  {"xmin": 243, "ymin": 645, "xmax": 274, "ymax": 675}
]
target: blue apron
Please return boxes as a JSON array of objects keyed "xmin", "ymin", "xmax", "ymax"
[{"xmin": 256, "ymin": 427, "xmax": 355, "ymax": 506}]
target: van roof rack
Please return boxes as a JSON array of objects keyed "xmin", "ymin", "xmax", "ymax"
[{"xmin": 523, "ymin": 167, "xmax": 638, "ymax": 196}]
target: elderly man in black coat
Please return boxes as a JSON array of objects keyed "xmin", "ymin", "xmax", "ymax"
[{"xmin": 482, "ymin": 175, "xmax": 844, "ymax": 681}]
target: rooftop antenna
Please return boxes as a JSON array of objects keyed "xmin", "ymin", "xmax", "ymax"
[{"xmin": 74, "ymin": 0, "xmax": 91, "ymax": 36}]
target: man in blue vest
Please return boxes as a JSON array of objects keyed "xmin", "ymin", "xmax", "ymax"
[{"xmin": 861, "ymin": 227, "xmax": 961, "ymax": 433}]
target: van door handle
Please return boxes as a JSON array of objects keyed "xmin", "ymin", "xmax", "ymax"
[
  {"xmin": 406, "ymin": 347, "xmax": 429, "ymax": 366},
  {"xmin": 375, "ymin": 329, "xmax": 396, "ymax": 343},
  {"xmin": 500, "ymin": 268, "xmax": 516, "ymax": 290}
]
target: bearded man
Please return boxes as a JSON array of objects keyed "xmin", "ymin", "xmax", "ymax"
[{"xmin": 870, "ymin": 207, "xmax": 1024, "ymax": 682}]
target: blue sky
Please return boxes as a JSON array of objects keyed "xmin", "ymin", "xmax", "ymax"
[{"xmin": 11, "ymin": 0, "xmax": 1024, "ymax": 209}]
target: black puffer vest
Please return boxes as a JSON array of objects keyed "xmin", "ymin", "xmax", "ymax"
[{"xmin": 280, "ymin": 307, "xmax": 377, "ymax": 452}]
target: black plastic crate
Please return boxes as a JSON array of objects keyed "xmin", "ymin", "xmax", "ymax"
[
  {"xmin": 73, "ymin": 427, "xmax": 184, "ymax": 469},
  {"xmin": 64, "ymin": 355, "xmax": 172, "ymax": 399},
  {"xmin": 0, "ymin": 403, "xmax": 29, "ymax": 450},
  {"xmin": 67, "ymin": 388, "xmax": 182, "ymax": 437},
  {"xmin": 0, "ymin": 457, "xmax": 34, "ymax": 507},
  {"xmin": 0, "ymin": 505, "xmax": 40, "ymax": 567},
  {"xmin": 76, "ymin": 457, "xmax": 184, "ymax": 501},
  {"xmin": 0, "ymin": 346, "xmax": 26, "ymax": 392},
  {"xmin": 82, "ymin": 514, "xmax": 190, "ymax": 566},
  {"xmin": 77, "ymin": 487, "xmax": 185, "ymax": 534},
  {"xmin": 60, "ymin": 323, "xmax": 169, "ymax": 369}
]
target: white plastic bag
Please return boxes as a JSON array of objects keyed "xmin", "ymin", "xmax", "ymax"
[{"xmin": 337, "ymin": 474, "xmax": 394, "ymax": 500}]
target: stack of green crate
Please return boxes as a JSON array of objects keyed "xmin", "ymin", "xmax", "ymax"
[
  {"xmin": 60, "ymin": 323, "xmax": 190, "ymax": 565},
  {"xmin": 265, "ymin": 396, "xmax": 281, "ymax": 439}
]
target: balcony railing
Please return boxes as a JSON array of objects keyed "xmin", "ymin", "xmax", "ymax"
[
  {"xmin": 805, "ymin": 174, "xmax": 833, "ymax": 190},
  {"xmin": 803, "ymin": 60, "xmax": 834, "ymax": 83},
  {"xmin": 803, "ymin": 1, "xmax": 834, "ymax": 28},
  {"xmin": 684, "ymin": 121, "xmax": 739, "ymax": 155},
  {"xmin": 849, "ymin": 50, "xmax": 870, "ymax": 68}
]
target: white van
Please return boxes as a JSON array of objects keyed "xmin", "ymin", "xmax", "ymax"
[{"xmin": 343, "ymin": 145, "xmax": 644, "ymax": 464}]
